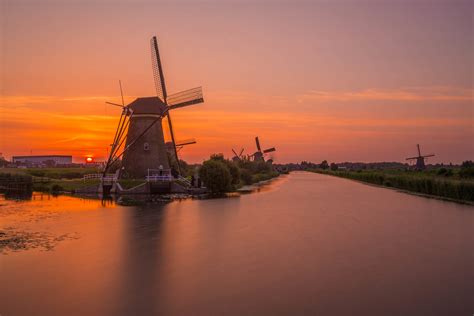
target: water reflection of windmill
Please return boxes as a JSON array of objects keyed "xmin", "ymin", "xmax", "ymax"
[
  {"xmin": 103, "ymin": 36, "xmax": 204, "ymax": 180},
  {"xmin": 406, "ymin": 144, "xmax": 434, "ymax": 170},
  {"xmin": 252, "ymin": 137, "xmax": 276, "ymax": 162}
]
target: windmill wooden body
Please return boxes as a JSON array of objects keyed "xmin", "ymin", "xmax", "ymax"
[
  {"xmin": 103, "ymin": 36, "xmax": 204, "ymax": 180},
  {"xmin": 406, "ymin": 144, "xmax": 434, "ymax": 170}
]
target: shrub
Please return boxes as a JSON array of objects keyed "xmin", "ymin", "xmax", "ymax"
[
  {"xmin": 240, "ymin": 169, "xmax": 253, "ymax": 185},
  {"xmin": 199, "ymin": 160, "xmax": 232, "ymax": 193},
  {"xmin": 226, "ymin": 161, "xmax": 241, "ymax": 185}
]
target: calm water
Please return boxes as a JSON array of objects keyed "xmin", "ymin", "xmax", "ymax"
[{"xmin": 1, "ymin": 172, "xmax": 473, "ymax": 315}]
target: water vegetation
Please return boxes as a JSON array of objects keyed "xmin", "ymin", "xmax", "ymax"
[{"xmin": 309, "ymin": 163, "xmax": 474, "ymax": 203}]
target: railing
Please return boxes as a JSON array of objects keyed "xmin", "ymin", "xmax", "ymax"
[
  {"xmin": 177, "ymin": 175, "xmax": 191, "ymax": 187},
  {"xmin": 146, "ymin": 168, "xmax": 172, "ymax": 182},
  {"xmin": 84, "ymin": 173, "xmax": 102, "ymax": 180},
  {"xmin": 146, "ymin": 175, "xmax": 173, "ymax": 182},
  {"xmin": 83, "ymin": 173, "xmax": 116, "ymax": 183}
]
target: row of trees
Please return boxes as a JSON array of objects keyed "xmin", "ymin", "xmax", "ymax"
[{"xmin": 301, "ymin": 160, "xmax": 338, "ymax": 171}]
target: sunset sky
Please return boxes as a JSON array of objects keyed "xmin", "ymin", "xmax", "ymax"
[{"xmin": 1, "ymin": 0, "xmax": 472, "ymax": 164}]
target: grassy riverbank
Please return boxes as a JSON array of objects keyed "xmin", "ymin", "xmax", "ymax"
[
  {"xmin": 0, "ymin": 167, "xmax": 99, "ymax": 179},
  {"xmin": 0, "ymin": 168, "xmax": 100, "ymax": 194},
  {"xmin": 310, "ymin": 169, "xmax": 474, "ymax": 203}
]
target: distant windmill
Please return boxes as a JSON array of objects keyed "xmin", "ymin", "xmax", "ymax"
[
  {"xmin": 252, "ymin": 137, "xmax": 276, "ymax": 162},
  {"xmin": 232, "ymin": 148, "xmax": 245, "ymax": 162},
  {"xmin": 103, "ymin": 36, "xmax": 204, "ymax": 179},
  {"xmin": 406, "ymin": 144, "xmax": 434, "ymax": 170}
]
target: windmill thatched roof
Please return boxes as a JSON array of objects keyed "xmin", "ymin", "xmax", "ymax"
[{"xmin": 126, "ymin": 97, "xmax": 168, "ymax": 115}]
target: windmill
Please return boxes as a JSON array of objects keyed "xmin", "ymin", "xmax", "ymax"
[
  {"xmin": 232, "ymin": 148, "xmax": 245, "ymax": 162},
  {"xmin": 406, "ymin": 144, "xmax": 434, "ymax": 170},
  {"xmin": 252, "ymin": 137, "xmax": 276, "ymax": 162},
  {"xmin": 103, "ymin": 36, "xmax": 204, "ymax": 179}
]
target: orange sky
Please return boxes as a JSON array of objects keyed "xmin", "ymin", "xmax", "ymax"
[{"xmin": 1, "ymin": 0, "xmax": 472, "ymax": 164}]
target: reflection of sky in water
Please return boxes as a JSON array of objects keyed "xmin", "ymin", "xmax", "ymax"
[{"xmin": 1, "ymin": 172, "xmax": 473, "ymax": 315}]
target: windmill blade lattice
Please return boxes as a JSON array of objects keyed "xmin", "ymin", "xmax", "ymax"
[
  {"xmin": 150, "ymin": 36, "xmax": 167, "ymax": 103},
  {"xmin": 168, "ymin": 87, "xmax": 204, "ymax": 109}
]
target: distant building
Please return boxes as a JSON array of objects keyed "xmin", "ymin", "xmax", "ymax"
[{"xmin": 12, "ymin": 155, "xmax": 72, "ymax": 166}]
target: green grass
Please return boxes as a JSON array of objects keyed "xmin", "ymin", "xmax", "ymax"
[
  {"xmin": 33, "ymin": 179, "xmax": 100, "ymax": 193},
  {"xmin": 0, "ymin": 167, "xmax": 99, "ymax": 179},
  {"xmin": 0, "ymin": 167, "xmax": 101, "ymax": 194},
  {"xmin": 311, "ymin": 169, "xmax": 474, "ymax": 203},
  {"xmin": 118, "ymin": 179, "xmax": 146, "ymax": 190}
]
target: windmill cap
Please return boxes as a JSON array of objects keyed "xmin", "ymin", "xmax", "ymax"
[{"xmin": 127, "ymin": 97, "xmax": 168, "ymax": 115}]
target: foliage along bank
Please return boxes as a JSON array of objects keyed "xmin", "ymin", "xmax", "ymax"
[
  {"xmin": 199, "ymin": 154, "xmax": 279, "ymax": 193},
  {"xmin": 310, "ymin": 168, "xmax": 474, "ymax": 203}
]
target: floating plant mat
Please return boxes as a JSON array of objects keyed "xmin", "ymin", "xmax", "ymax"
[{"xmin": 0, "ymin": 227, "xmax": 78, "ymax": 254}]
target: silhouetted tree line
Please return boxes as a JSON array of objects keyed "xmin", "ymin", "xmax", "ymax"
[{"xmin": 198, "ymin": 154, "xmax": 278, "ymax": 193}]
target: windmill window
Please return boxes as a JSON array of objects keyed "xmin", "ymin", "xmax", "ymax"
[{"xmin": 144, "ymin": 142, "xmax": 150, "ymax": 151}]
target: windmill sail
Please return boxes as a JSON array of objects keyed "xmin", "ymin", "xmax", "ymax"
[
  {"xmin": 175, "ymin": 138, "xmax": 197, "ymax": 147},
  {"xmin": 263, "ymin": 147, "xmax": 276, "ymax": 153},
  {"xmin": 255, "ymin": 137, "xmax": 261, "ymax": 152},
  {"xmin": 151, "ymin": 36, "xmax": 181, "ymax": 174},
  {"xmin": 168, "ymin": 87, "xmax": 204, "ymax": 109},
  {"xmin": 150, "ymin": 36, "xmax": 168, "ymax": 103}
]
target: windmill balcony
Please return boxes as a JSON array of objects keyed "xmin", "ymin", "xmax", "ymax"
[{"xmin": 146, "ymin": 168, "xmax": 172, "ymax": 182}]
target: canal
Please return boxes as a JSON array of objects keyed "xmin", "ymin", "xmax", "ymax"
[{"xmin": 1, "ymin": 171, "xmax": 473, "ymax": 315}]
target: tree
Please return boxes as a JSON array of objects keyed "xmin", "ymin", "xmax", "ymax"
[
  {"xmin": 330, "ymin": 162, "xmax": 338, "ymax": 171},
  {"xmin": 320, "ymin": 160, "xmax": 329, "ymax": 169},
  {"xmin": 209, "ymin": 153, "xmax": 240, "ymax": 185},
  {"xmin": 226, "ymin": 160, "xmax": 241, "ymax": 185},
  {"xmin": 210, "ymin": 153, "xmax": 225, "ymax": 162},
  {"xmin": 240, "ymin": 168, "xmax": 253, "ymax": 185},
  {"xmin": 199, "ymin": 160, "xmax": 232, "ymax": 193}
]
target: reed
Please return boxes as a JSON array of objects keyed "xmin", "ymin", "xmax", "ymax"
[{"xmin": 312, "ymin": 169, "xmax": 474, "ymax": 203}]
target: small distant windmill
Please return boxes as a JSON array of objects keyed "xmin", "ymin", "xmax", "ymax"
[
  {"xmin": 406, "ymin": 144, "xmax": 434, "ymax": 170},
  {"xmin": 103, "ymin": 36, "xmax": 204, "ymax": 179},
  {"xmin": 232, "ymin": 148, "xmax": 245, "ymax": 162},
  {"xmin": 252, "ymin": 137, "xmax": 276, "ymax": 162}
]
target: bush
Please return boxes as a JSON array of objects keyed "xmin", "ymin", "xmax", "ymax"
[
  {"xmin": 240, "ymin": 169, "xmax": 253, "ymax": 185},
  {"xmin": 226, "ymin": 161, "xmax": 241, "ymax": 185},
  {"xmin": 199, "ymin": 160, "xmax": 232, "ymax": 193}
]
